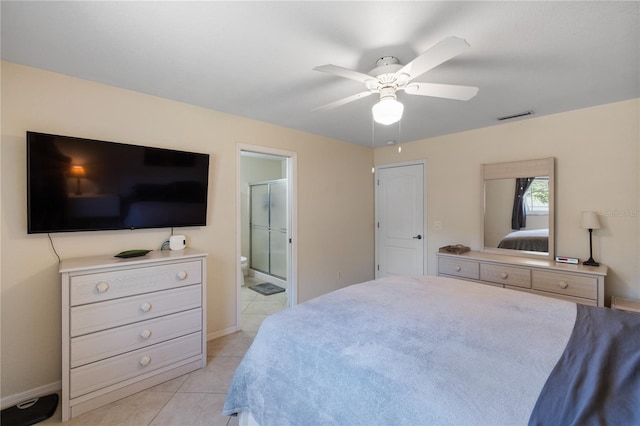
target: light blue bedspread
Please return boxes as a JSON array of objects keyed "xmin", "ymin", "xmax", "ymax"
[{"xmin": 223, "ymin": 275, "xmax": 576, "ymax": 425}]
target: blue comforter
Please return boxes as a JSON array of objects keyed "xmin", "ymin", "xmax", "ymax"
[
  {"xmin": 223, "ymin": 275, "xmax": 579, "ymax": 425},
  {"xmin": 529, "ymin": 304, "xmax": 640, "ymax": 425}
]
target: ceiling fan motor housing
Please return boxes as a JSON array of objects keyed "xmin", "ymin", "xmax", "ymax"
[
  {"xmin": 379, "ymin": 86, "xmax": 398, "ymax": 101},
  {"xmin": 367, "ymin": 56, "xmax": 409, "ymax": 91}
]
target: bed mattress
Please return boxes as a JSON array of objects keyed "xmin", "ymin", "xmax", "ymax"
[{"xmin": 224, "ymin": 275, "xmax": 580, "ymax": 424}]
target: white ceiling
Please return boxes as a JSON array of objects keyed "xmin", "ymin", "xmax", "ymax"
[{"xmin": 2, "ymin": 1, "xmax": 638, "ymax": 147}]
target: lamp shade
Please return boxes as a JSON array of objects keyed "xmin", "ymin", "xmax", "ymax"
[
  {"xmin": 372, "ymin": 98, "xmax": 404, "ymax": 125},
  {"xmin": 580, "ymin": 211, "xmax": 601, "ymax": 229},
  {"xmin": 70, "ymin": 165, "xmax": 86, "ymax": 177}
]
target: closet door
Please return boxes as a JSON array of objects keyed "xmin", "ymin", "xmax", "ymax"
[{"xmin": 375, "ymin": 163, "xmax": 425, "ymax": 277}]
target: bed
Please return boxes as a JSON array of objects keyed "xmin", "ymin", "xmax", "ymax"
[
  {"xmin": 223, "ymin": 275, "xmax": 640, "ymax": 425},
  {"xmin": 498, "ymin": 228, "xmax": 549, "ymax": 252}
]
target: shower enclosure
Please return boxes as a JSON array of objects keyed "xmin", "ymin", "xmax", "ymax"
[{"xmin": 249, "ymin": 179, "xmax": 287, "ymax": 280}]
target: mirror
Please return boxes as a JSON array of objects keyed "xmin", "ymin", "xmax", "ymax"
[{"xmin": 483, "ymin": 158, "xmax": 555, "ymax": 259}]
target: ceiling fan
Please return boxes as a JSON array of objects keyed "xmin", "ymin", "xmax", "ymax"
[{"xmin": 313, "ymin": 37, "xmax": 479, "ymax": 125}]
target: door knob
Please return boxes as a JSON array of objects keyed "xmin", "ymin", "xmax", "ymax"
[{"xmin": 413, "ymin": 235, "xmax": 422, "ymax": 240}]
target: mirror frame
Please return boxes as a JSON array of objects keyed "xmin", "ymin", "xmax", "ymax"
[{"xmin": 482, "ymin": 157, "xmax": 555, "ymax": 260}]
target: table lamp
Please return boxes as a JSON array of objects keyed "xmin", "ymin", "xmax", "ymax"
[{"xmin": 580, "ymin": 211, "xmax": 601, "ymax": 267}]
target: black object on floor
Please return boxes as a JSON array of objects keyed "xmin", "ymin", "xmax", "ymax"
[
  {"xmin": 249, "ymin": 282, "xmax": 285, "ymax": 296},
  {"xmin": 1, "ymin": 394, "xmax": 59, "ymax": 426}
]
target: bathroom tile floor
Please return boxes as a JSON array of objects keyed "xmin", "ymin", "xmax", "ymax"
[
  {"xmin": 41, "ymin": 277, "xmax": 287, "ymax": 425},
  {"xmin": 240, "ymin": 276, "xmax": 288, "ymax": 333}
]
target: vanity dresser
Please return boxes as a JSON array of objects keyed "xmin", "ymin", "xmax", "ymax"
[
  {"xmin": 59, "ymin": 248, "xmax": 207, "ymax": 421},
  {"xmin": 446, "ymin": 156, "xmax": 608, "ymax": 307},
  {"xmin": 437, "ymin": 251, "xmax": 607, "ymax": 306}
]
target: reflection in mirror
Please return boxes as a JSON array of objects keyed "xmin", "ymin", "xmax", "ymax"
[
  {"xmin": 485, "ymin": 178, "xmax": 549, "ymax": 250},
  {"xmin": 483, "ymin": 158, "xmax": 555, "ymax": 259}
]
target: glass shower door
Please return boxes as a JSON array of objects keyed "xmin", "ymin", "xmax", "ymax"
[
  {"xmin": 250, "ymin": 184, "xmax": 270, "ymax": 274},
  {"xmin": 269, "ymin": 181, "xmax": 287, "ymax": 279},
  {"xmin": 249, "ymin": 180, "xmax": 287, "ymax": 280}
]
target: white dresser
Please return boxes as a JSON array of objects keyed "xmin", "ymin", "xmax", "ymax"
[
  {"xmin": 59, "ymin": 248, "xmax": 207, "ymax": 421},
  {"xmin": 437, "ymin": 251, "xmax": 607, "ymax": 307}
]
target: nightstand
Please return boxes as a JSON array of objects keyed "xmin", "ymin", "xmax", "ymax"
[{"xmin": 611, "ymin": 296, "xmax": 640, "ymax": 313}]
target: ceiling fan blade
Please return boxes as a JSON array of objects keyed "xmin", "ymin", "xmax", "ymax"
[
  {"xmin": 313, "ymin": 64, "xmax": 376, "ymax": 84},
  {"xmin": 313, "ymin": 91, "xmax": 375, "ymax": 111},
  {"xmin": 403, "ymin": 82, "xmax": 479, "ymax": 101},
  {"xmin": 396, "ymin": 37, "xmax": 470, "ymax": 82}
]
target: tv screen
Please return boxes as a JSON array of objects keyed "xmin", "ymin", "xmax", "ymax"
[{"xmin": 27, "ymin": 131, "xmax": 210, "ymax": 234}]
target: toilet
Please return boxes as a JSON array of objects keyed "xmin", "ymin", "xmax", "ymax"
[{"xmin": 240, "ymin": 256, "xmax": 248, "ymax": 285}]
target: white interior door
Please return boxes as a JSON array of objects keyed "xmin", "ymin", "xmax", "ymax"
[{"xmin": 375, "ymin": 162, "xmax": 425, "ymax": 278}]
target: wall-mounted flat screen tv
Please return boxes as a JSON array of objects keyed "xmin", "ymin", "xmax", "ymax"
[{"xmin": 27, "ymin": 131, "xmax": 210, "ymax": 234}]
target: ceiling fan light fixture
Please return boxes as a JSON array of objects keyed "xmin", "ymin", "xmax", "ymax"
[{"xmin": 372, "ymin": 97, "xmax": 404, "ymax": 125}]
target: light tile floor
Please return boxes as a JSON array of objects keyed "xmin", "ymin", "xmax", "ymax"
[
  {"xmin": 240, "ymin": 276, "xmax": 288, "ymax": 333},
  {"xmin": 41, "ymin": 277, "xmax": 287, "ymax": 425}
]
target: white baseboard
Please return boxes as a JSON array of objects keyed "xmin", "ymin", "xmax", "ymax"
[
  {"xmin": 207, "ymin": 325, "xmax": 239, "ymax": 342},
  {"xmin": 1, "ymin": 380, "xmax": 61, "ymax": 411}
]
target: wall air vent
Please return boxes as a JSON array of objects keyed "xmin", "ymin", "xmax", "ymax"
[{"xmin": 497, "ymin": 110, "xmax": 535, "ymax": 121}]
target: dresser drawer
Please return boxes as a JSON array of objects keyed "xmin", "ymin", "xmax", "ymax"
[
  {"xmin": 532, "ymin": 270, "xmax": 597, "ymax": 300},
  {"xmin": 70, "ymin": 285, "xmax": 201, "ymax": 337},
  {"xmin": 70, "ymin": 332, "xmax": 202, "ymax": 399},
  {"xmin": 71, "ymin": 308, "xmax": 202, "ymax": 368},
  {"xmin": 480, "ymin": 263, "xmax": 531, "ymax": 288},
  {"xmin": 438, "ymin": 257, "xmax": 479, "ymax": 280},
  {"xmin": 70, "ymin": 260, "xmax": 202, "ymax": 306}
]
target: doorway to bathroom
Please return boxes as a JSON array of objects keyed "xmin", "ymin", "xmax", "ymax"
[{"xmin": 237, "ymin": 145, "xmax": 297, "ymax": 333}]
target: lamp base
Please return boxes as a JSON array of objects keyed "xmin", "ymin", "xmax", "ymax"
[
  {"xmin": 583, "ymin": 257, "xmax": 600, "ymax": 267},
  {"xmin": 583, "ymin": 228, "xmax": 599, "ymax": 267}
]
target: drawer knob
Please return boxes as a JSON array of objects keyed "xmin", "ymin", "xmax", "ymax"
[
  {"xmin": 177, "ymin": 270, "xmax": 188, "ymax": 280},
  {"xmin": 140, "ymin": 329, "xmax": 152, "ymax": 340},
  {"xmin": 95, "ymin": 281, "xmax": 110, "ymax": 293},
  {"xmin": 455, "ymin": 265, "xmax": 462, "ymax": 272},
  {"xmin": 139, "ymin": 302, "xmax": 153, "ymax": 313},
  {"xmin": 558, "ymin": 280, "xmax": 569, "ymax": 289},
  {"xmin": 139, "ymin": 356, "xmax": 152, "ymax": 367},
  {"xmin": 500, "ymin": 272, "xmax": 509, "ymax": 279}
]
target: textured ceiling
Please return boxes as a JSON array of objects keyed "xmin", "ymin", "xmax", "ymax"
[{"xmin": 2, "ymin": 1, "xmax": 638, "ymax": 147}]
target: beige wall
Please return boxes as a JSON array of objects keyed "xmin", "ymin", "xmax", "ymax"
[
  {"xmin": 0, "ymin": 62, "xmax": 375, "ymax": 399},
  {"xmin": 376, "ymin": 98, "xmax": 640, "ymax": 302}
]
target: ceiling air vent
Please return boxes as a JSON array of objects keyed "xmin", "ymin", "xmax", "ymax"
[{"xmin": 497, "ymin": 110, "xmax": 534, "ymax": 121}]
